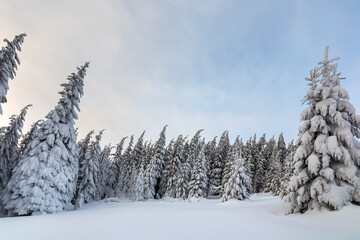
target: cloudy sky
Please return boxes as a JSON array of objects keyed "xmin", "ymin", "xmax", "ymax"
[{"xmin": 1, "ymin": 0, "xmax": 360, "ymax": 145}]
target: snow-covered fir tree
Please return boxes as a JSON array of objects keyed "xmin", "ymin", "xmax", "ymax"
[
  {"xmin": 0, "ymin": 34, "xmax": 26, "ymax": 114},
  {"xmin": 73, "ymin": 130, "xmax": 94, "ymax": 203},
  {"xmin": 75, "ymin": 130, "xmax": 104, "ymax": 208},
  {"xmin": 17, "ymin": 120, "xmax": 42, "ymax": 158},
  {"xmin": 159, "ymin": 139, "xmax": 174, "ymax": 197},
  {"xmin": 144, "ymin": 126, "xmax": 167, "ymax": 199},
  {"xmin": 242, "ymin": 137, "xmax": 253, "ymax": 193},
  {"xmin": 163, "ymin": 136, "xmax": 184, "ymax": 198},
  {"xmin": 176, "ymin": 130, "xmax": 203, "ymax": 199},
  {"xmin": 188, "ymin": 142, "xmax": 208, "ymax": 199},
  {"xmin": 3, "ymin": 63, "xmax": 89, "ymax": 215},
  {"xmin": 98, "ymin": 144, "xmax": 111, "ymax": 200},
  {"xmin": 285, "ymin": 47, "xmax": 360, "ymax": 213},
  {"xmin": 106, "ymin": 137, "xmax": 127, "ymax": 198},
  {"xmin": 205, "ymin": 137, "xmax": 217, "ymax": 187},
  {"xmin": 116, "ymin": 135, "xmax": 133, "ymax": 196},
  {"xmin": 222, "ymin": 136, "xmax": 241, "ymax": 192},
  {"xmin": 128, "ymin": 132, "xmax": 145, "ymax": 198},
  {"xmin": 280, "ymin": 140, "xmax": 296, "ymax": 198},
  {"xmin": 222, "ymin": 146, "xmax": 251, "ymax": 202},
  {"xmin": 0, "ymin": 105, "xmax": 31, "ymax": 198},
  {"xmin": 252, "ymin": 134, "xmax": 267, "ymax": 193},
  {"xmin": 209, "ymin": 130, "xmax": 230, "ymax": 195}
]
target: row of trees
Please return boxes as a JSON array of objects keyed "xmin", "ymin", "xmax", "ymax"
[{"xmin": 0, "ymin": 34, "xmax": 359, "ymax": 215}]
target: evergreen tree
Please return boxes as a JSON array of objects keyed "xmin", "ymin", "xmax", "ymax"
[
  {"xmin": 176, "ymin": 130, "xmax": 203, "ymax": 199},
  {"xmin": 98, "ymin": 144, "xmax": 111, "ymax": 200},
  {"xmin": 0, "ymin": 34, "xmax": 26, "ymax": 114},
  {"xmin": 264, "ymin": 147, "xmax": 281, "ymax": 195},
  {"xmin": 73, "ymin": 130, "xmax": 94, "ymax": 203},
  {"xmin": 253, "ymin": 133, "xmax": 267, "ymax": 193},
  {"xmin": 128, "ymin": 132, "xmax": 145, "ymax": 198},
  {"xmin": 0, "ymin": 104, "xmax": 31, "ymax": 197},
  {"xmin": 17, "ymin": 120, "xmax": 42, "ymax": 158},
  {"xmin": 144, "ymin": 126, "xmax": 167, "ymax": 199},
  {"xmin": 205, "ymin": 137, "xmax": 217, "ymax": 185},
  {"xmin": 209, "ymin": 130, "xmax": 230, "ymax": 195},
  {"xmin": 3, "ymin": 63, "xmax": 89, "ymax": 215},
  {"xmin": 285, "ymin": 47, "xmax": 360, "ymax": 213},
  {"xmin": 222, "ymin": 147, "xmax": 250, "ymax": 202},
  {"xmin": 75, "ymin": 130, "xmax": 103, "ymax": 208},
  {"xmin": 188, "ymin": 143, "xmax": 208, "ymax": 199},
  {"xmin": 116, "ymin": 135, "xmax": 133, "ymax": 196},
  {"xmin": 164, "ymin": 136, "xmax": 184, "ymax": 198},
  {"xmin": 222, "ymin": 136, "xmax": 241, "ymax": 192},
  {"xmin": 106, "ymin": 137, "xmax": 127, "ymax": 198},
  {"xmin": 280, "ymin": 140, "xmax": 296, "ymax": 198},
  {"xmin": 159, "ymin": 139, "xmax": 174, "ymax": 197}
]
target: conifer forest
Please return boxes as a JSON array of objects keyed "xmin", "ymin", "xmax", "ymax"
[
  {"xmin": 1, "ymin": 34, "xmax": 360, "ymax": 219},
  {"xmin": 1, "ymin": 1, "xmax": 360, "ymax": 237}
]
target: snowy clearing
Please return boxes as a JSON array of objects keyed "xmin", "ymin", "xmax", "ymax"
[{"xmin": 0, "ymin": 193, "xmax": 359, "ymax": 240}]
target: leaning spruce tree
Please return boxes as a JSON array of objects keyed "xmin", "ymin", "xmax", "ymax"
[
  {"xmin": 285, "ymin": 47, "xmax": 360, "ymax": 213},
  {"xmin": 0, "ymin": 34, "xmax": 26, "ymax": 114},
  {"xmin": 144, "ymin": 126, "xmax": 167, "ymax": 199},
  {"xmin": 3, "ymin": 63, "xmax": 89, "ymax": 215},
  {"xmin": 188, "ymin": 142, "xmax": 208, "ymax": 199},
  {"xmin": 0, "ymin": 104, "xmax": 31, "ymax": 197}
]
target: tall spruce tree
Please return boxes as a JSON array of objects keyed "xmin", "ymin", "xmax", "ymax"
[
  {"xmin": 164, "ymin": 136, "xmax": 184, "ymax": 198},
  {"xmin": 144, "ymin": 126, "xmax": 167, "ymax": 199},
  {"xmin": 0, "ymin": 104, "xmax": 31, "ymax": 198},
  {"xmin": 222, "ymin": 146, "xmax": 250, "ymax": 202},
  {"xmin": 73, "ymin": 130, "xmax": 94, "ymax": 204},
  {"xmin": 176, "ymin": 130, "xmax": 203, "ymax": 199},
  {"xmin": 128, "ymin": 132, "xmax": 145, "ymax": 198},
  {"xmin": 3, "ymin": 63, "xmax": 89, "ymax": 215},
  {"xmin": 285, "ymin": 47, "xmax": 360, "ymax": 213},
  {"xmin": 98, "ymin": 144, "xmax": 111, "ymax": 200},
  {"xmin": 116, "ymin": 135, "xmax": 133, "ymax": 196},
  {"xmin": 209, "ymin": 130, "xmax": 230, "ymax": 195},
  {"xmin": 188, "ymin": 143, "xmax": 208, "ymax": 199},
  {"xmin": 159, "ymin": 139, "xmax": 174, "ymax": 197},
  {"xmin": 0, "ymin": 34, "xmax": 26, "ymax": 114},
  {"xmin": 75, "ymin": 130, "xmax": 104, "ymax": 208},
  {"xmin": 253, "ymin": 134, "xmax": 267, "ymax": 193},
  {"xmin": 106, "ymin": 137, "xmax": 127, "ymax": 197}
]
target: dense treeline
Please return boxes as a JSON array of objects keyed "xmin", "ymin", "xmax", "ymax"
[{"xmin": 0, "ymin": 34, "xmax": 359, "ymax": 216}]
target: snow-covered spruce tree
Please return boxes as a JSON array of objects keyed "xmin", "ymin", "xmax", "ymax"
[
  {"xmin": 252, "ymin": 134, "xmax": 267, "ymax": 193},
  {"xmin": 128, "ymin": 132, "xmax": 145, "ymax": 198},
  {"xmin": 205, "ymin": 137, "xmax": 217, "ymax": 184},
  {"xmin": 209, "ymin": 130, "xmax": 230, "ymax": 195},
  {"xmin": 264, "ymin": 146, "xmax": 279, "ymax": 194},
  {"xmin": 131, "ymin": 158, "xmax": 145, "ymax": 201},
  {"xmin": 106, "ymin": 137, "xmax": 127, "ymax": 198},
  {"xmin": 163, "ymin": 136, "xmax": 184, "ymax": 198},
  {"xmin": 144, "ymin": 126, "xmax": 167, "ymax": 199},
  {"xmin": 280, "ymin": 140, "xmax": 296, "ymax": 198},
  {"xmin": 75, "ymin": 130, "xmax": 104, "ymax": 208},
  {"xmin": 285, "ymin": 47, "xmax": 360, "ymax": 213},
  {"xmin": 222, "ymin": 136, "xmax": 241, "ymax": 192},
  {"xmin": 4, "ymin": 63, "xmax": 89, "ymax": 215},
  {"xmin": 188, "ymin": 142, "xmax": 208, "ymax": 199},
  {"xmin": 17, "ymin": 120, "xmax": 42, "ymax": 158},
  {"xmin": 73, "ymin": 130, "xmax": 94, "ymax": 203},
  {"xmin": 116, "ymin": 135, "xmax": 133, "ymax": 196},
  {"xmin": 159, "ymin": 139, "xmax": 174, "ymax": 197},
  {"xmin": 98, "ymin": 144, "xmax": 111, "ymax": 200},
  {"xmin": 222, "ymin": 146, "xmax": 251, "ymax": 202},
  {"xmin": 0, "ymin": 34, "xmax": 26, "ymax": 114},
  {"xmin": 0, "ymin": 105, "xmax": 31, "ymax": 197},
  {"xmin": 176, "ymin": 130, "xmax": 203, "ymax": 199}
]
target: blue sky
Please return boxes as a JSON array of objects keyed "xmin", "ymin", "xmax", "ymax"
[{"xmin": 1, "ymin": 0, "xmax": 360, "ymax": 145}]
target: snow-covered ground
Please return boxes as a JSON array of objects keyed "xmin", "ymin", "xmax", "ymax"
[{"xmin": 0, "ymin": 193, "xmax": 359, "ymax": 240}]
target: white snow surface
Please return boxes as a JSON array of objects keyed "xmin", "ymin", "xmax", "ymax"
[{"xmin": 0, "ymin": 193, "xmax": 359, "ymax": 240}]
